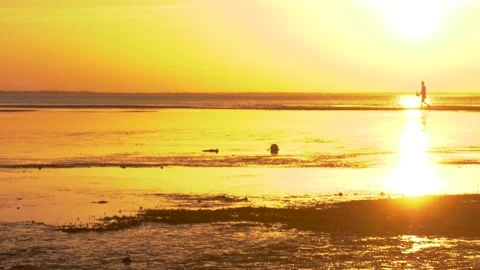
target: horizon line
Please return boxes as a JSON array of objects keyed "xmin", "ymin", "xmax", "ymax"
[{"xmin": 1, "ymin": 90, "xmax": 479, "ymax": 95}]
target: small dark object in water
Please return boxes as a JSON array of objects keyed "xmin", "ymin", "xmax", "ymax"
[
  {"xmin": 92, "ymin": 200, "xmax": 108, "ymax": 204},
  {"xmin": 120, "ymin": 165, "xmax": 126, "ymax": 169},
  {"xmin": 17, "ymin": 198, "xmax": 22, "ymax": 200},
  {"xmin": 122, "ymin": 257, "xmax": 132, "ymax": 264},
  {"xmin": 203, "ymin": 149, "xmax": 219, "ymax": 153},
  {"xmin": 38, "ymin": 166, "xmax": 42, "ymax": 170},
  {"xmin": 160, "ymin": 166, "xmax": 163, "ymax": 169},
  {"xmin": 17, "ymin": 207, "xmax": 20, "ymax": 210},
  {"xmin": 269, "ymin": 144, "xmax": 279, "ymax": 155}
]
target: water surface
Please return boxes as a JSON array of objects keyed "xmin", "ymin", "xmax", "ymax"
[{"xmin": 1, "ymin": 93, "xmax": 480, "ymax": 269}]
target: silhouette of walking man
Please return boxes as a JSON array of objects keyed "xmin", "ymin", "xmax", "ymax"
[{"xmin": 419, "ymin": 81, "xmax": 430, "ymax": 108}]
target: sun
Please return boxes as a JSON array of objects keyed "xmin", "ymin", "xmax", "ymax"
[{"xmin": 366, "ymin": 0, "xmax": 460, "ymax": 40}]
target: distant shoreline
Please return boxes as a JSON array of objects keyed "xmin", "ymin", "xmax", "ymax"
[
  {"xmin": 0, "ymin": 104, "xmax": 479, "ymax": 112},
  {"xmin": 1, "ymin": 90, "xmax": 480, "ymax": 96},
  {"xmin": 1, "ymin": 92, "xmax": 478, "ymax": 111}
]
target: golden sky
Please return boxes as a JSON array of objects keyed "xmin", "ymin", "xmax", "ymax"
[{"xmin": 1, "ymin": 0, "xmax": 479, "ymax": 92}]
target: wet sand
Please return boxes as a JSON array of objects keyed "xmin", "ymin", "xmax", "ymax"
[
  {"xmin": 1, "ymin": 166, "xmax": 480, "ymax": 229},
  {"xmin": 2, "ymin": 167, "xmax": 480, "ymax": 269}
]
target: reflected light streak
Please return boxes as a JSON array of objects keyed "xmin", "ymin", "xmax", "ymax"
[
  {"xmin": 387, "ymin": 110, "xmax": 442, "ymax": 196},
  {"xmin": 401, "ymin": 235, "xmax": 450, "ymax": 254}
]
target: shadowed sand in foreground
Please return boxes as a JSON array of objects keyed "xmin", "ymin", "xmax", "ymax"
[{"xmin": 63, "ymin": 194, "xmax": 480, "ymax": 237}]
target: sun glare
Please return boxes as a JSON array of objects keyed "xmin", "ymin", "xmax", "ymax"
[
  {"xmin": 399, "ymin": 95, "xmax": 420, "ymax": 109},
  {"xmin": 399, "ymin": 95, "xmax": 432, "ymax": 109},
  {"xmin": 367, "ymin": 0, "xmax": 462, "ymax": 40}
]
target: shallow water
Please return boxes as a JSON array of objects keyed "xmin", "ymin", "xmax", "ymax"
[
  {"xmin": 1, "ymin": 169, "xmax": 480, "ymax": 268},
  {"xmin": 2, "ymin": 222, "xmax": 480, "ymax": 269},
  {"xmin": 1, "ymin": 103, "xmax": 480, "ymax": 268},
  {"xmin": 1, "ymin": 167, "xmax": 480, "ymax": 225},
  {"xmin": 1, "ymin": 109, "xmax": 479, "ymax": 168}
]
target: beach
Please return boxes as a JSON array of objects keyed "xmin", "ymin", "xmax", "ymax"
[
  {"xmin": 4, "ymin": 0, "xmax": 480, "ymax": 267},
  {"xmin": 1, "ymin": 93, "xmax": 480, "ymax": 269}
]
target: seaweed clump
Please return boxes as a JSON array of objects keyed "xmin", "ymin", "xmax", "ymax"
[{"xmin": 61, "ymin": 195, "xmax": 480, "ymax": 237}]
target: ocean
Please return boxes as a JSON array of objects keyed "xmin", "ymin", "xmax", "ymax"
[{"xmin": 1, "ymin": 92, "xmax": 480, "ymax": 269}]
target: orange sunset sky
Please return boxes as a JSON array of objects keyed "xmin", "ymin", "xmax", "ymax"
[{"xmin": 1, "ymin": 0, "xmax": 479, "ymax": 93}]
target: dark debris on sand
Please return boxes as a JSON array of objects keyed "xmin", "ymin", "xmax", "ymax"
[
  {"xmin": 61, "ymin": 195, "xmax": 480, "ymax": 237},
  {"xmin": 122, "ymin": 256, "xmax": 132, "ymax": 264},
  {"xmin": 91, "ymin": 200, "xmax": 108, "ymax": 204}
]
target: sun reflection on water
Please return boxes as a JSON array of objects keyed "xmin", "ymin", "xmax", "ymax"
[
  {"xmin": 398, "ymin": 95, "xmax": 432, "ymax": 109},
  {"xmin": 387, "ymin": 110, "xmax": 442, "ymax": 196},
  {"xmin": 401, "ymin": 235, "xmax": 451, "ymax": 254},
  {"xmin": 398, "ymin": 95, "xmax": 420, "ymax": 109}
]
